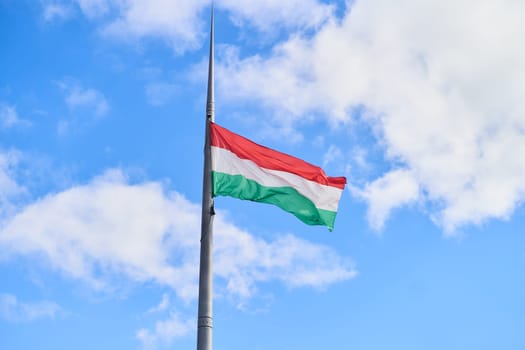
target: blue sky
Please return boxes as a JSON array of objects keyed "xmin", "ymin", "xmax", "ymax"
[{"xmin": 1, "ymin": 0, "xmax": 524, "ymax": 349}]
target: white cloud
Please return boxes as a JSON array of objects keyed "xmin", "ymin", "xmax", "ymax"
[
  {"xmin": 216, "ymin": 0, "xmax": 525, "ymax": 233},
  {"xmin": 97, "ymin": 0, "xmax": 209, "ymax": 53},
  {"xmin": 0, "ymin": 104, "xmax": 29, "ymax": 129},
  {"xmin": 66, "ymin": 87, "xmax": 109, "ymax": 117},
  {"xmin": 0, "ymin": 169, "xmax": 197, "ymax": 295},
  {"xmin": 145, "ymin": 82, "xmax": 179, "ymax": 106},
  {"xmin": 59, "ymin": 81, "xmax": 109, "ymax": 117},
  {"xmin": 76, "ymin": 0, "xmax": 110, "ymax": 18},
  {"xmin": 323, "ymin": 145, "xmax": 343, "ymax": 168},
  {"xmin": 359, "ymin": 169, "xmax": 420, "ymax": 231},
  {"xmin": 45, "ymin": 0, "xmax": 333, "ymax": 53},
  {"xmin": 219, "ymin": 0, "xmax": 333, "ymax": 33},
  {"xmin": 43, "ymin": 3, "xmax": 72, "ymax": 22},
  {"xmin": 0, "ymin": 293, "xmax": 62, "ymax": 323},
  {"xmin": 0, "ymin": 168, "xmax": 355, "ymax": 345},
  {"xmin": 0, "ymin": 169, "xmax": 356, "ymax": 303},
  {"xmin": 214, "ymin": 214, "xmax": 356, "ymax": 301},
  {"xmin": 146, "ymin": 293, "xmax": 170, "ymax": 314},
  {"xmin": 0, "ymin": 151, "xmax": 25, "ymax": 219},
  {"xmin": 136, "ymin": 312, "xmax": 193, "ymax": 349}
]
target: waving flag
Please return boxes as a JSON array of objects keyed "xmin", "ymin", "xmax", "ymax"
[{"xmin": 210, "ymin": 122, "xmax": 346, "ymax": 230}]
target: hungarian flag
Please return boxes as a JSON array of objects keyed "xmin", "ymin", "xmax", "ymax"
[{"xmin": 210, "ymin": 122, "xmax": 346, "ymax": 230}]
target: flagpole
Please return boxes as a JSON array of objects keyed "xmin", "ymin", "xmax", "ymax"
[{"xmin": 197, "ymin": 3, "xmax": 215, "ymax": 350}]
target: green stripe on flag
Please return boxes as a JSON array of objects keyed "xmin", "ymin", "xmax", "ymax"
[{"xmin": 212, "ymin": 171, "xmax": 338, "ymax": 230}]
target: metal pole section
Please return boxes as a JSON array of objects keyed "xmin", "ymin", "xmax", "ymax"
[{"xmin": 197, "ymin": 3, "xmax": 214, "ymax": 350}]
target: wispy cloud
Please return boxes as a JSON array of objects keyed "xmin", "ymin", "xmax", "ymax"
[
  {"xmin": 0, "ymin": 293, "xmax": 62, "ymax": 323},
  {"xmin": 55, "ymin": 80, "xmax": 109, "ymax": 134},
  {"xmin": 218, "ymin": 0, "xmax": 333, "ymax": 33},
  {"xmin": 0, "ymin": 151, "xmax": 26, "ymax": 218},
  {"xmin": 0, "ymin": 104, "xmax": 30, "ymax": 129},
  {"xmin": 137, "ymin": 294, "xmax": 193, "ymax": 348},
  {"xmin": 216, "ymin": 0, "xmax": 525, "ymax": 233},
  {"xmin": 42, "ymin": 3, "xmax": 73, "ymax": 22},
  {"xmin": 145, "ymin": 82, "xmax": 179, "ymax": 106},
  {"xmin": 62, "ymin": 83, "xmax": 109, "ymax": 117},
  {"xmin": 136, "ymin": 312, "xmax": 193, "ymax": 349},
  {"xmin": 75, "ymin": 0, "xmax": 111, "ymax": 18},
  {"xmin": 146, "ymin": 293, "xmax": 170, "ymax": 314}
]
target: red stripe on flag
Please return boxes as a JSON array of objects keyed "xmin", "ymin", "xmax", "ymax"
[{"xmin": 210, "ymin": 122, "xmax": 346, "ymax": 189}]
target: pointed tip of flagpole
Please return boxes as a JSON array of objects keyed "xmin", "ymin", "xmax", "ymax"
[{"xmin": 206, "ymin": 1, "xmax": 215, "ymax": 122}]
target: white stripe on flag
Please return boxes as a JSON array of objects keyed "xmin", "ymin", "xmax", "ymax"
[{"xmin": 212, "ymin": 146, "xmax": 343, "ymax": 212}]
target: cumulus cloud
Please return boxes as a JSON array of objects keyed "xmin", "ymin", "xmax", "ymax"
[
  {"xmin": 0, "ymin": 168, "xmax": 355, "ymax": 345},
  {"xmin": 101, "ymin": 0, "xmax": 209, "ymax": 53},
  {"xmin": 0, "ymin": 169, "xmax": 356, "ymax": 302},
  {"xmin": 0, "ymin": 170, "xmax": 200, "ymax": 296},
  {"xmin": 44, "ymin": 0, "xmax": 333, "ymax": 52},
  {"xmin": 0, "ymin": 293, "xmax": 62, "ymax": 323},
  {"xmin": 36, "ymin": 0, "xmax": 525, "ymax": 233},
  {"xmin": 216, "ymin": 0, "xmax": 525, "ymax": 233}
]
